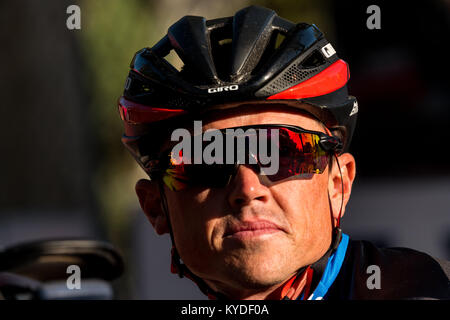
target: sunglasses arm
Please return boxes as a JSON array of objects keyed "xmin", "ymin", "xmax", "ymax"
[{"xmin": 319, "ymin": 135, "xmax": 343, "ymax": 153}]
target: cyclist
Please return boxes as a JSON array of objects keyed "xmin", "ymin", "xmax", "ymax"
[{"xmin": 118, "ymin": 6, "xmax": 449, "ymax": 299}]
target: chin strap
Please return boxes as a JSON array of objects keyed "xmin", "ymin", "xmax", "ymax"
[
  {"xmin": 169, "ymin": 246, "xmax": 227, "ymax": 299},
  {"xmin": 333, "ymin": 152, "xmax": 344, "ymax": 229},
  {"xmin": 281, "ymin": 227, "xmax": 342, "ymax": 300}
]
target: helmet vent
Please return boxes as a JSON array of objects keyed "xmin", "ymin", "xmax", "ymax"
[
  {"xmin": 251, "ymin": 30, "xmax": 288, "ymax": 77},
  {"xmin": 218, "ymin": 38, "xmax": 232, "ymax": 46},
  {"xmin": 210, "ymin": 30, "xmax": 234, "ymax": 81},
  {"xmin": 300, "ymin": 50, "xmax": 326, "ymax": 68},
  {"xmin": 274, "ymin": 32, "xmax": 286, "ymax": 49},
  {"xmin": 258, "ymin": 63, "xmax": 323, "ymax": 95},
  {"xmin": 164, "ymin": 49, "xmax": 184, "ymax": 72}
]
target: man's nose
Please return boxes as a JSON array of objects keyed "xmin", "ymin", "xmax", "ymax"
[{"xmin": 227, "ymin": 164, "xmax": 270, "ymax": 209}]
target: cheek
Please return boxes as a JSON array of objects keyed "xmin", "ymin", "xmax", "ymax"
[
  {"xmin": 273, "ymin": 174, "xmax": 329, "ymax": 216},
  {"xmin": 164, "ymin": 189, "xmax": 221, "ymax": 268},
  {"xmin": 271, "ymin": 174, "xmax": 332, "ymax": 259}
]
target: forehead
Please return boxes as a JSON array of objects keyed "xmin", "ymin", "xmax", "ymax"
[
  {"xmin": 158, "ymin": 104, "xmax": 326, "ymax": 151},
  {"xmin": 201, "ymin": 104, "xmax": 325, "ymax": 132}
]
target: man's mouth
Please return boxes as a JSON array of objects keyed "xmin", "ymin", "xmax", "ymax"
[{"xmin": 223, "ymin": 220, "xmax": 283, "ymax": 240}]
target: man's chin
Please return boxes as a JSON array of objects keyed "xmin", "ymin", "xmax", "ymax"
[
  {"xmin": 221, "ymin": 251, "xmax": 294, "ymax": 288},
  {"xmin": 222, "ymin": 267, "xmax": 290, "ymax": 293}
]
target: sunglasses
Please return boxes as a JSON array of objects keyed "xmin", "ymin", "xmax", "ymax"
[{"xmin": 152, "ymin": 124, "xmax": 342, "ymax": 191}]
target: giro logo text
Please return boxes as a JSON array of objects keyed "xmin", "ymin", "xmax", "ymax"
[{"xmin": 207, "ymin": 85, "xmax": 239, "ymax": 93}]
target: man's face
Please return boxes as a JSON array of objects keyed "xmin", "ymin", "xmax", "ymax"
[{"xmin": 157, "ymin": 106, "xmax": 346, "ymax": 297}]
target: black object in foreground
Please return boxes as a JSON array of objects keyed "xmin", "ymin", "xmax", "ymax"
[{"xmin": 0, "ymin": 239, "xmax": 124, "ymax": 300}]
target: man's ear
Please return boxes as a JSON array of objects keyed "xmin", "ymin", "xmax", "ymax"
[
  {"xmin": 328, "ymin": 153, "xmax": 356, "ymax": 223},
  {"xmin": 135, "ymin": 179, "xmax": 170, "ymax": 235}
]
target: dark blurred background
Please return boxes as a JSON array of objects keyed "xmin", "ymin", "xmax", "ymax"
[{"xmin": 0, "ymin": 0, "xmax": 449, "ymax": 299}]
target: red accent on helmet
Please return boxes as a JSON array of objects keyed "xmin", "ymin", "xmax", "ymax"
[
  {"xmin": 267, "ymin": 59, "xmax": 350, "ymax": 100},
  {"xmin": 118, "ymin": 96, "xmax": 186, "ymax": 124}
]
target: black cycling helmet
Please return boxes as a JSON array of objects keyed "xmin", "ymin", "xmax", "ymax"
[{"xmin": 119, "ymin": 5, "xmax": 358, "ymax": 174}]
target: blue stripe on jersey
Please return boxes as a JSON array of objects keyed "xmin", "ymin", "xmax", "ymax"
[{"xmin": 308, "ymin": 233, "xmax": 349, "ymax": 300}]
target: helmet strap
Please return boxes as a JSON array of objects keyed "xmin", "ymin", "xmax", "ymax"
[{"xmin": 328, "ymin": 152, "xmax": 344, "ymax": 229}]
